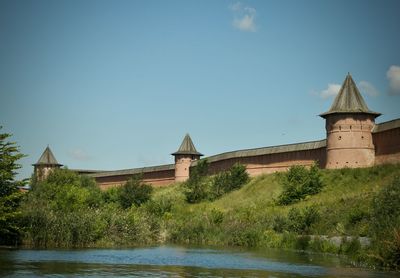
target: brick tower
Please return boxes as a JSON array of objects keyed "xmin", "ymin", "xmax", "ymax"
[
  {"xmin": 33, "ymin": 146, "xmax": 63, "ymax": 181},
  {"xmin": 320, "ymin": 73, "xmax": 381, "ymax": 169},
  {"xmin": 172, "ymin": 134, "xmax": 203, "ymax": 182}
]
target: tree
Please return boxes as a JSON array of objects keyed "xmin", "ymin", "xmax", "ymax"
[
  {"xmin": 277, "ymin": 163, "xmax": 323, "ymax": 205},
  {"xmin": 119, "ymin": 175, "xmax": 153, "ymax": 208},
  {"xmin": 210, "ymin": 163, "xmax": 249, "ymax": 200},
  {"xmin": 183, "ymin": 159, "xmax": 210, "ymax": 203},
  {"xmin": 0, "ymin": 127, "xmax": 25, "ymax": 245}
]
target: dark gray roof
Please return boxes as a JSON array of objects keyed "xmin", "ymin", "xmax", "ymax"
[
  {"xmin": 70, "ymin": 169, "xmax": 105, "ymax": 174},
  {"xmin": 171, "ymin": 133, "xmax": 203, "ymax": 156},
  {"xmin": 33, "ymin": 146, "xmax": 62, "ymax": 166},
  {"xmin": 192, "ymin": 139, "xmax": 327, "ymax": 165},
  {"xmin": 87, "ymin": 164, "xmax": 175, "ymax": 178},
  {"xmin": 372, "ymin": 118, "xmax": 400, "ymax": 133},
  {"xmin": 320, "ymin": 73, "xmax": 380, "ymax": 118}
]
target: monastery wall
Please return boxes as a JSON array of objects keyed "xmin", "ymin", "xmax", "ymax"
[
  {"xmin": 90, "ymin": 165, "xmax": 175, "ymax": 190},
  {"xmin": 87, "ymin": 119, "xmax": 400, "ymax": 189},
  {"xmin": 192, "ymin": 140, "xmax": 327, "ymax": 177},
  {"xmin": 373, "ymin": 119, "xmax": 400, "ymax": 166}
]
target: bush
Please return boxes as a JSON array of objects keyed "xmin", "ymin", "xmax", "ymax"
[
  {"xmin": 287, "ymin": 206, "xmax": 320, "ymax": 234},
  {"xmin": 228, "ymin": 163, "xmax": 250, "ymax": 190},
  {"xmin": 183, "ymin": 162, "xmax": 249, "ymax": 203},
  {"xmin": 118, "ymin": 175, "xmax": 153, "ymax": 209},
  {"xmin": 21, "ymin": 169, "xmax": 160, "ymax": 247},
  {"xmin": 102, "ymin": 187, "xmax": 120, "ymax": 204},
  {"xmin": 210, "ymin": 163, "xmax": 249, "ymax": 200},
  {"xmin": 369, "ymin": 176, "xmax": 400, "ymax": 270},
  {"xmin": 371, "ymin": 176, "xmax": 400, "ymax": 235},
  {"xmin": 183, "ymin": 160, "xmax": 210, "ymax": 203},
  {"xmin": 21, "ymin": 169, "xmax": 107, "ymax": 247},
  {"xmin": 278, "ymin": 163, "xmax": 323, "ymax": 205}
]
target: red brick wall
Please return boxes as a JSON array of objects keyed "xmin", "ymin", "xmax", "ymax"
[
  {"xmin": 206, "ymin": 147, "xmax": 326, "ymax": 176},
  {"xmin": 373, "ymin": 127, "xmax": 400, "ymax": 165},
  {"xmin": 93, "ymin": 123, "xmax": 400, "ymax": 190},
  {"xmin": 95, "ymin": 169, "xmax": 175, "ymax": 190}
]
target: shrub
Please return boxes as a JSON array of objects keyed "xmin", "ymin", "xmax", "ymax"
[
  {"xmin": 210, "ymin": 171, "xmax": 230, "ymax": 199},
  {"xmin": 278, "ymin": 163, "xmax": 323, "ymax": 205},
  {"xmin": 21, "ymin": 169, "xmax": 108, "ymax": 247},
  {"xmin": 287, "ymin": 206, "xmax": 320, "ymax": 234},
  {"xmin": 183, "ymin": 162, "xmax": 249, "ymax": 203},
  {"xmin": 183, "ymin": 160, "xmax": 210, "ymax": 203},
  {"xmin": 103, "ymin": 187, "xmax": 120, "ymax": 204},
  {"xmin": 118, "ymin": 175, "xmax": 153, "ymax": 209},
  {"xmin": 210, "ymin": 163, "xmax": 249, "ymax": 200},
  {"xmin": 228, "ymin": 163, "xmax": 250, "ymax": 190},
  {"xmin": 369, "ymin": 176, "xmax": 400, "ymax": 270},
  {"xmin": 370, "ymin": 176, "xmax": 400, "ymax": 235}
]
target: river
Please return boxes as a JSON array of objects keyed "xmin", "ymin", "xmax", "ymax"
[{"xmin": 0, "ymin": 245, "xmax": 397, "ymax": 277}]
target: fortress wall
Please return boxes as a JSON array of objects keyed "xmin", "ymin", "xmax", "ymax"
[
  {"xmin": 206, "ymin": 147, "xmax": 326, "ymax": 176},
  {"xmin": 95, "ymin": 174, "xmax": 133, "ymax": 190},
  {"xmin": 93, "ymin": 168, "xmax": 175, "ymax": 190},
  {"xmin": 373, "ymin": 121, "xmax": 400, "ymax": 165},
  {"xmin": 142, "ymin": 169, "xmax": 176, "ymax": 187},
  {"xmin": 87, "ymin": 117, "xmax": 400, "ymax": 190}
]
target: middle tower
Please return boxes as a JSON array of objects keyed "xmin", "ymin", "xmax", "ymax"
[{"xmin": 172, "ymin": 134, "xmax": 203, "ymax": 182}]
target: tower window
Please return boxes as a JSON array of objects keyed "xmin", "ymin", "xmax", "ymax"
[{"xmin": 338, "ymin": 136, "xmax": 342, "ymax": 140}]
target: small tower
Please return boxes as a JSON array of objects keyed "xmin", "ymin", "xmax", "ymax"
[
  {"xmin": 33, "ymin": 146, "xmax": 63, "ymax": 181},
  {"xmin": 320, "ymin": 73, "xmax": 381, "ymax": 169},
  {"xmin": 172, "ymin": 134, "xmax": 203, "ymax": 182}
]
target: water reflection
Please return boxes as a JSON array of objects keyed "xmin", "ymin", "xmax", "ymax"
[{"xmin": 0, "ymin": 246, "xmax": 397, "ymax": 277}]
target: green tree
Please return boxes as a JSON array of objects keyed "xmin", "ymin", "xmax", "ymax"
[
  {"xmin": 183, "ymin": 159, "xmax": 210, "ymax": 203},
  {"xmin": 21, "ymin": 169, "xmax": 105, "ymax": 247},
  {"xmin": 278, "ymin": 163, "xmax": 323, "ymax": 205},
  {"xmin": 210, "ymin": 163, "xmax": 249, "ymax": 199},
  {"xmin": 0, "ymin": 127, "xmax": 25, "ymax": 245},
  {"xmin": 118, "ymin": 175, "xmax": 153, "ymax": 208}
]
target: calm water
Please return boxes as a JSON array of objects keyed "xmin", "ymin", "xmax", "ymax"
[{"xmin": 0, "ymin": 245, "xmax": 397, "ymax": 277}]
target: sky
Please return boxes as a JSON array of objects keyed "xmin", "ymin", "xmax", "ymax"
[{"xmin": 1, "ymin": 0, "xmax": 400, "ymax": 180}]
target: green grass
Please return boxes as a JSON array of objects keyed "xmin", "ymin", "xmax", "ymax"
[{"xmin": 152, "ymin": 164, "xmax": 400, "ymax": 269}]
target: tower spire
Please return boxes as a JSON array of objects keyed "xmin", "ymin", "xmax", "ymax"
[
  {"xmin": 320, "ymin": 73, "xmax": 380, "ymax": 118},
  {"xmin": 171, "ymin": 133, "xmax": 203, "ymax": 156}
]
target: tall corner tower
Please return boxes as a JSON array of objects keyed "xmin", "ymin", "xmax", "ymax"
[
  {"xmin": 171, "ymin": 134, "xmax": 203, "ymax": 182},
  {"xmin": 32, "ymin": 146, "xmax": 63, "ymax": 181},
  {"xmin": 320, "ymin": 73, "xmax": 381, "ymax": 169}
]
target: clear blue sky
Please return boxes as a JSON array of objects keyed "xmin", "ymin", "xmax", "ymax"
[{"xmin": 1, "ymin": 0, "xmax": 400, "ymax": 179}]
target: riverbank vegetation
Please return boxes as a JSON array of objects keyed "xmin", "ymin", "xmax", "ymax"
[{"xmin": 10, "ymin": 155, "xmax": 400, "ymax": 270}]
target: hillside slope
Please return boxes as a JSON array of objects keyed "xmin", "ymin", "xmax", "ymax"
[{"xmin": 154, "ymin": 164, "xmax": 400, "ymax": 268}]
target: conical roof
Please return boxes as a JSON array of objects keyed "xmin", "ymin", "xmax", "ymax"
[
  {"xmin": 172, "ymin": 134, "xmax": 203, "ymax": 156},
  {"xmin": 320, "ymin": 73, "xmax": 380, "ymax": 118},
  {"xmin": 33, "ymin": 146, "xmax": 62, "ymax": 166}
]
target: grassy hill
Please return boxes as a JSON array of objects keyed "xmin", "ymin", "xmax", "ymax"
[{"xmin": 152, "ymin": 164, "xmax": 400, "ymax": 268}]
